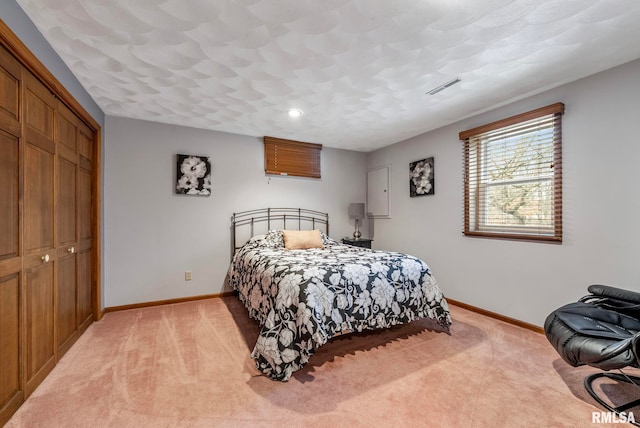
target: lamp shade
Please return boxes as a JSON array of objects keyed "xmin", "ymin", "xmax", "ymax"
[{"xmin": 348, "ymin": 203, "xmax": 365, "ymax": 220}]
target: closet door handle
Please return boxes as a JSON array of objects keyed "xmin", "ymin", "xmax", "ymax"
[
  {"xmin": 41, "ymin": 254, "xmax": 50, "ymax": 263},
  {"xmin": 68, "ymin": 247, "xmax": 75, "ymax": 254}
]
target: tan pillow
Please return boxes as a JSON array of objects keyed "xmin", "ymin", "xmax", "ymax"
[{"xmin": 283, "ymin": 229, "xmax": 324, "ymax": 250}]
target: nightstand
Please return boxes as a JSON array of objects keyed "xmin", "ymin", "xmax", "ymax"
[{"xmin": 342, "ymin": 237, "xmax": 373, "ymax": 249}]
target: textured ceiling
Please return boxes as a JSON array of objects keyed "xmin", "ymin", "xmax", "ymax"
[{"xmin": 17, "ymin": 0, "xmax": 640, "ymax": 151}]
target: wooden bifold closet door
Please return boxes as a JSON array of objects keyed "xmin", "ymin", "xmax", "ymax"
[
  {"xmin": 23, "ymin": 70, "xmax": 57, "ymax": 396},
  {"xmin": 0, "ymin": 43, "xmax": 23, "ymax": 425},
  {"xmin": 0, "ymin": 32, "xmax": 100, "ymax": 425},
  {"xmin": 56, "ymin": 101, "xmax": 95, "ymax": 356}
]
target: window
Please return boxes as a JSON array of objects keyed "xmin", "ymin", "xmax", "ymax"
[
  {"xmin": 459, "ymin": 102, "xmax": 564, "ymax": 242},
  {"xmin": 264, "ymin": 136, "xmax": 322, "ymax": 179}
]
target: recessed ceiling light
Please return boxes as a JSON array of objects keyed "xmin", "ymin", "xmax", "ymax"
[{"xmin": 288, "ymin": 108, "xmax": 304, "ymax": 118}]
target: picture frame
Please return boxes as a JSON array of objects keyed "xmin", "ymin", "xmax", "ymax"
[
  {"xmin": 176, "ymin": 154, "xmax": 212, "ymax": 196},
  {"xmin": 409, "ymin": 157, "xmax": 434, "ymax": 197}
]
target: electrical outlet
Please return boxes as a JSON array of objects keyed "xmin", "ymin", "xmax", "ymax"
[{"xmin": 185, "ymin": 271, "xmax": 192, "ymax": 281}]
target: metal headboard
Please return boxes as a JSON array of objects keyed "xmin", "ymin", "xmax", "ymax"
[{"xmin": 230, "ymin": 208, "xmax": 329, "ymax": 258}]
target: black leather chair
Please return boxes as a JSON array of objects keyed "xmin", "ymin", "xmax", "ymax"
[{"xmin": 545, "ymin": 285, "xmax": 640, "ymax": 421}]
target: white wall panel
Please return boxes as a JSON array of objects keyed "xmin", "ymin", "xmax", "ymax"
[{"xmin": 367, "ymin": 165, "xmax": 390, "ymax": 218}]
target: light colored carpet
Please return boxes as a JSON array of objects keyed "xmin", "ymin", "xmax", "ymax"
[{"xmin": 5, "ymin": 296, "xmax": 634, "ymax": 427}]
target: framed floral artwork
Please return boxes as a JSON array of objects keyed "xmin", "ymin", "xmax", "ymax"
[
  {"xmin": 176, "ymin": 154, "xmax": 212, "ymax": 196},
  {"xmin": 410, "ymin": 157, "xmax": 434, "ymax": 197}
]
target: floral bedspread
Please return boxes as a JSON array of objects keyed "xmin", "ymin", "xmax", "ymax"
[{"xmin": 228, "ymin": 231, "xmax": 451, "ymax": 381}]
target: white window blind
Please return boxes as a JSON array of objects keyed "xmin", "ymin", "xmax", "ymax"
[{"xmin": 459, "ymin": 103, "xmax": 564, "ymax": 242}]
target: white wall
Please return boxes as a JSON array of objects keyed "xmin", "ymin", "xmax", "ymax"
[
  {"xmin": 104, "ymin": 117, "xmax": 367, "ymax": 307},
  {"xmin": 367, "ymin": 58, "xmax": 640, "ymax": 327}
]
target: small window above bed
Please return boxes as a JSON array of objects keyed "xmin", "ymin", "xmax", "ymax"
[{"xmin": 264, "ymin": 136, "xmax": 322, "ymax": 179}]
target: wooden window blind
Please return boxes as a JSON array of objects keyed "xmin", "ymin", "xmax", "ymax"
[
  {"xmin": 264, "ymin": 136, "xmax": 322, "ymax": 179},
  {"xmin": 459, "ymin": 102, "xmax": 564, "ymax": 242}
]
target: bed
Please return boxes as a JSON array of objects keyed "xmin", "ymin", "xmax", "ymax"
[{"xmin": 228, "ymin": 208, "xmax": 451, "ymax": 381}]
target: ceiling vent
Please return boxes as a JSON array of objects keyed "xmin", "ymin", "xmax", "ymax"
[{"xmin": 427, "ymin": 78, "xmax": 461, "ymax": 95}]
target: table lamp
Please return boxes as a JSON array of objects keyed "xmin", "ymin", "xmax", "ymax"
[{"xmin": 348, "ymin": 203, "xmax": 365, "ymax": 239}]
